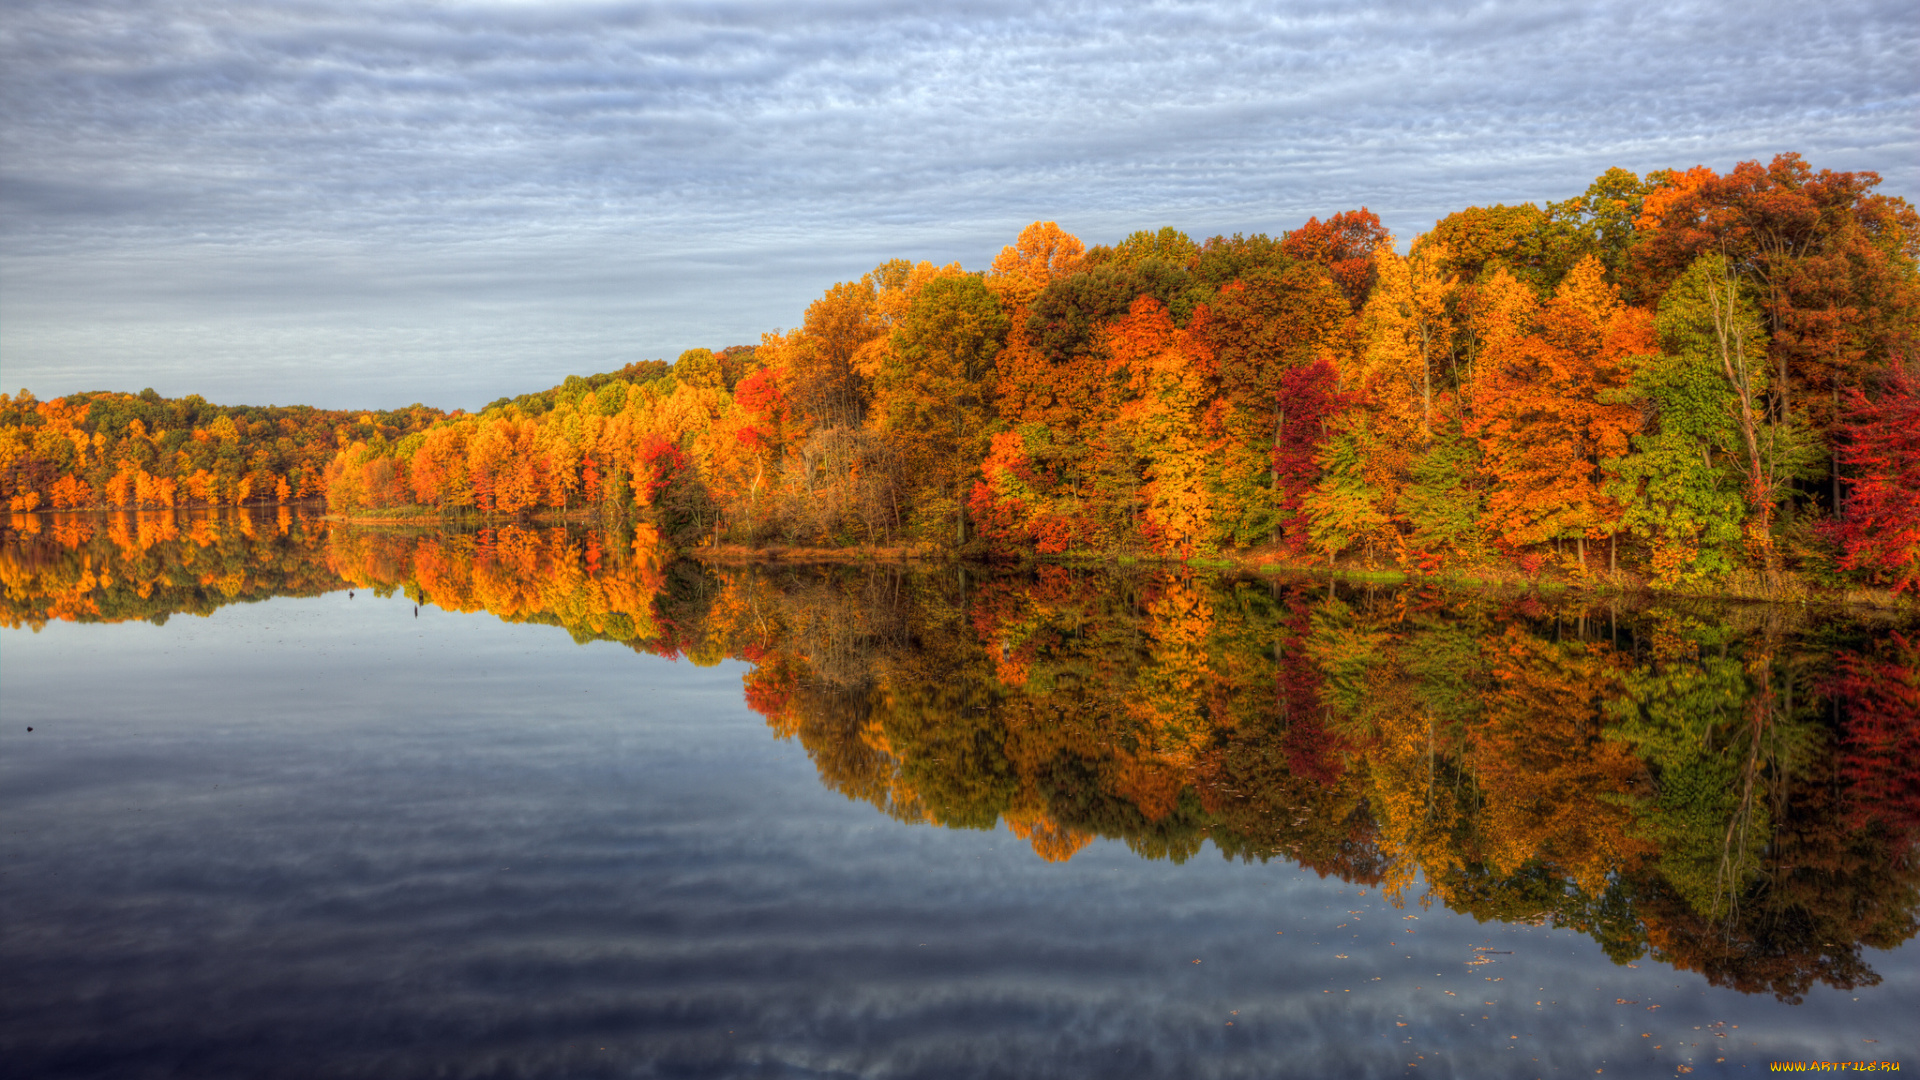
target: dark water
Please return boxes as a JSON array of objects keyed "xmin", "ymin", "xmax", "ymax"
[{"xmin": 2, "ymin": 511, "xmax": 1916, "ymax": 1078}]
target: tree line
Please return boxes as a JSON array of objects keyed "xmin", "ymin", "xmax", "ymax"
[
  {"xmin": 325, "ymin": 155, "xmax": 1919, "ymax": 591},
  {"xmin": 7, "ymin": 153, "xmax": 1917, "ymax": 593},
  {"xmin": 0, "ymin": 389, "xmax": 446, "ymax": 513}
]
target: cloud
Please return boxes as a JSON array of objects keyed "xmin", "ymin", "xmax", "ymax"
[{"xmin": 2, "ymin": 0, "xmax": 1914, "ymax": 408}]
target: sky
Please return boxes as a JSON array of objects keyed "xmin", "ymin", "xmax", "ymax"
[{"xmin": 2, "ymin": 0, "xmax": 1916, "ymax": 412}]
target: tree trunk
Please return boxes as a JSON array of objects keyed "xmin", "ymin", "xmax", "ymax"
[
  {"xmin": 1709, "ymin": 269, "xmax": 1779, "ymax": 588},
  {"xmin": 1271, "ymin": 406, "xmax": 1284, "ymax": 545},
  {"xmin": 1417, "ymin": 324, "xmax": 1433, "ymax": 442},
  {"xmin": 1832, "ymin": 382, "xmax": 1843, "ymax": 514}
]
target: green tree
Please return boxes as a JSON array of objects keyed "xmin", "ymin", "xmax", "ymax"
[
  {"xmin": 1652, "ymin": 254, "xmax": 1823, "ymax": 582},
  {"xmin": 1401, "ymin": 423, "xmax": 1487, "ymax": 561},
  {"xmin": 877, "ymin": 274, "xmax": 1011, "ymax": 543},
  {"xmin": 1304, "ymin": 416, "xmax": 1391, "ymax": 566},
  {"xmin": 1606, "ymin": 350, "xmax": 1748, "ymax": 585}
]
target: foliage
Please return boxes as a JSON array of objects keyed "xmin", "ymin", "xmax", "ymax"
[
  {"xmin": 0, "ymin": 389, "xmax": 444, "ymax": 511},
  {"xmin": 14, "ymin": 155, "xmax": 1908, "ymax": 589},
  {"xmin": 1830, "ymin": 365, "xmax": 1920, "ymax": 591}
]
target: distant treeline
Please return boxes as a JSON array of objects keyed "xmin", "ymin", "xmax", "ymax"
[
  {"xmin": 9, "ymin": 153, "xmax": 1920, "ymax": 592},
  {"xmin": 0, "ymin": 388, "xmax": 445, "ymax": 511}
]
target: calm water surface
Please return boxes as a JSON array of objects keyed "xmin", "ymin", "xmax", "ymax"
[{"xmin": 2, "ymin": 512, "xmax": 1916, "ymax": 1078}]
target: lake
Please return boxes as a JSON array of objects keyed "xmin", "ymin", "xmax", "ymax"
[{"xmin": 3, "ymin": 510, "xmax": 1916, "ymax": 1078}]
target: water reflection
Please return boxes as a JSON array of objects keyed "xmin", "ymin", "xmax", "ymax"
[
  {"xmin": 3, "ymin": 508, "xmax": 325, "ymax": 627},
  {"xmin": 7, "ymin": 512, "xmax": 1919, "ymax": 1005}
]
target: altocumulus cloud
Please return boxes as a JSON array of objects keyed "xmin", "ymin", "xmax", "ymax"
[{"xmin": 1, "ymin": 0, "xmax": 1914, "ymax": 408}]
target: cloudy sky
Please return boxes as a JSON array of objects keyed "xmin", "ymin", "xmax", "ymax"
[{"xmin": 2, "ymin": 0, "xmax": 1915, "ymax": 411}]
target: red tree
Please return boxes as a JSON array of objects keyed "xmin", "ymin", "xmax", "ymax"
[
  {"xmin": 1281, "ymin": 208, "xmax": 1392, "ymax": 311},
  {"xmin": 1831, "ymin": 364, "xmax": 1920, "ymax": 591},
  {"xmin": 1271, "ymin": 359, "xmax": 1348, "ymax": 552}
]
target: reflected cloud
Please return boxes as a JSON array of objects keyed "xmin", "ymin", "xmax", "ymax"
[
  {"xmin": 6, "ymin": 513, "xmax": 1918, "ymax": 1009},
  {"xmin": 5, "ymin": 513, "xmax": 1919, "ymax": 1074}
]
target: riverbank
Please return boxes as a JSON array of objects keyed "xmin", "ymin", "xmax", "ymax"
[
  {"xmin": 321, "ymin": 506, "xmax": 604, "ymax": 526},
  {"xmin": 243, "ymin": 510, "xmax": 1920, "ymax": 612},
  {"xmin": 681, "ymin": 540, "xmax": 1917, "ymax": 613}
]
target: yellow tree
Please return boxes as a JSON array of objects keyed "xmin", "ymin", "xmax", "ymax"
[
  {"xmin": 988, "ymin": 221, "xmax": 1088, "ymax": 425},
  {"xmin": 1360, "ymin": 241, "xmax": 1457, "ymax": 440},
  {"xmin": 789, "ymin": 278, "xmax": 884, "ymax": 430},
  {"xmin": 1102, "ymin": 297, "xmax": 1219, "ymax": 556},
  {"xmin": 874, "ymin": 274, "xmax": 1009, "ymax": 544}
]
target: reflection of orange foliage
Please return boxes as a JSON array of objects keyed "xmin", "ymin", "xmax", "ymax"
[
  {"xmin": 745, "ymin": 662, "xmax": 800, "ymax": 735},
  {"xmin": 1004, "ymin": 807, "xmax": 1094, "ymax": 863},
  {"xmin": 8, "ymin": 517, "xmax": 1912, "ymax": 995},
  {"xmin": 1470, "ymin": 628, "xmax": 1652, "ymax": 893},
  {"xmin": 327, "ymin": 524, "xmax": 671, "ymax": 648},
  {"xmin": 1122, "ymin": 575, "xmax": 1215, "ymax": 773},
  {"xmin": 1, "ymin": 509, "xmax": 338, "ymax": 629},
  {"xmin": 1112, "ymin": 757, "xmax": 1186, "ymax": 823}
]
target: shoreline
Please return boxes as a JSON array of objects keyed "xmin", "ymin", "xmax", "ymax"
[
  {"xmin": 684, "ymin": 542, "xmax": 1916, "ymax": 614},
  {"xmin": 11, "ymin": 506, "xmax": 1911, "ymax": 612}
]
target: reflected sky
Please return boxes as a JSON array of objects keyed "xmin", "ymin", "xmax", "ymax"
[{"xmin": 3, "ymin": 584, "xmax": 1914, "ymax": 1078}]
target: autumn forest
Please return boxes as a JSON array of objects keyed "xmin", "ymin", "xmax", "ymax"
[{"xmin": 3, "ymin": 154, "xmax": 1918, "ymax": 597}]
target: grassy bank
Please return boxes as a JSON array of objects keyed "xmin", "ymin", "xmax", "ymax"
[{"xmin": 310, "ymin": 514, "xmax": 1918, "ymax": 613}]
